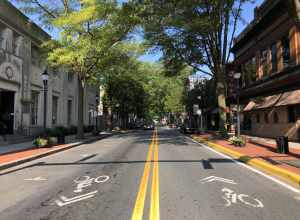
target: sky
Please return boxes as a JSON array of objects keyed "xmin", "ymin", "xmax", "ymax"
[
  {"xmin": 11, "ymin": 0, "xmax": 265, "ymax": 63},
  {"xmin": 138, "ymin": 0, "xmax": 265, "ymax": 63}
]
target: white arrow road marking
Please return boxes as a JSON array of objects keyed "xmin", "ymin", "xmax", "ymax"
[
  {"xmin": 200, "ymin": 176, "xmax": 237, "ymax": 184},
  {"xmin": 55, "ymin": 190, "xmax": 98, "ymax": 207},
  {"xmin": 24, "ymin": 177, "xmax": 47, "ymax": 181},
  {"xmin": 61, "ymin": 190, "xmax": 98, "ymax": 202},
  {"xmin": 55, "ymin": 195, "xmax": 95, "ymax": 207}
]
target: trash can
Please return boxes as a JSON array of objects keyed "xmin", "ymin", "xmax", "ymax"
[{"xmin": 276, "ymin": 136, "xmax": 289, "ymax": 154}]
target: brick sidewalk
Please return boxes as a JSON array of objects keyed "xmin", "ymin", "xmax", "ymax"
[
  {"xmin": 0, "ymin": 134, "xmax": 112, "ymax": 170},
  {"xmin": 192, "ymin": 133, "xmax": 300, "ymax": 175}
]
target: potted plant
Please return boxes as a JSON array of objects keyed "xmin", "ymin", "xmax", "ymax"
[
  {"xmin": 33, "ymin": 137, "xmax": 48, "ymax": 148},
  {"xmin": 228, "ymin": 136, "xmax": 246, "ymax": 147}
]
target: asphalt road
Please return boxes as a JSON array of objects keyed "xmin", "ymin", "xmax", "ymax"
[{"xmin": 0, "ymin": 128, "xmax": 300, "ymax": 220}]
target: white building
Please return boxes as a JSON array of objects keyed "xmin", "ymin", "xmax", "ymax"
[{"xmin": 0, "ymin": 2, "xmax": 99, "ymax": 137}]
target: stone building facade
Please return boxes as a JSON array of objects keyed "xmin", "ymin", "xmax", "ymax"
[
  {"xmin": 0, "ymin": 2, "xmax": 99, "ymax": 136},
  {"xmin": 231, "ymin": 0, "xmax": 300, "ymax": 141}
]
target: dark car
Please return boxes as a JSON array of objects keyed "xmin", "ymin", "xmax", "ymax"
[
  {"xmin": 143, "ymin": 123, "xmax": 154, "ymax": 130},
  {"xmin": 180, "ymin": 125, "xmax": 196, "ymax": 134}
]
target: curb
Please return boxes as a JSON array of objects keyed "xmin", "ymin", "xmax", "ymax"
[
  {"xmin": 0, "ymin": 134, "xmax": 113, "ymax": 171},
  {"xmin": 191, "ymin": 135, "xmax": 300, "ymax": 187}
]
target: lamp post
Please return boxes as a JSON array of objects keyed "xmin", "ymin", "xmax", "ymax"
[
  {"xmin": 114, "ymin": 103, "xmax": 119, "ymax": 128},
  {"xmin": 95, "ymin": 94, "xmax": 99, "ymax": 133},
  {"xmin": 41, "ymin": 70, "xmax": 49, "ymax": 130},
  {"xmin": 197, "ymin": 96, "xmax": 202, "ymax": 133},
  {"xmin": 233, "ymin": 72, "xmax": 241, "ymax": 139}
]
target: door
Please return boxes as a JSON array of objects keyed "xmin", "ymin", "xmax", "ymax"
[{"xmin": 0, "ymin": 90, "xmax": 15, "ymax": 134}]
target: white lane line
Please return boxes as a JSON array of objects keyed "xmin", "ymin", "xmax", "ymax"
[{"xmin": 187, "ymin": 137, "xmax": 300, "ymax": 193}]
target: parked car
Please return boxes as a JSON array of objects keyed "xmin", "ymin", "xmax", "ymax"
[{"xmin": 180, "ymin": 125, "xmax": 196, "ymax": 134}]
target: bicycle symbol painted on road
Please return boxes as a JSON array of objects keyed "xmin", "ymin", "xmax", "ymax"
[
  {"xmin": 222, "ymin": 188, "xmax": 264, "ymax": 208},
  {"xmin": 74, "ymin": 175, "xmax": 110, "ymax": 193},
  {"xmin": 55, "ymin": 175, "xmax": 110, "ymax": 207}
]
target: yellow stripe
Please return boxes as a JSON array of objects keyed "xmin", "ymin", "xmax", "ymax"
[
  {"xmin": 131, "ymin": 130, "xmax": 156, "ymax": 220},
  {"xmin": 150, "ymin": 128, "xmax": 160, "ymax": 220}
]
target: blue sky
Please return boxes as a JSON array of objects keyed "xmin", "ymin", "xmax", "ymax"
[
  {"xmin": 11, "ymin": 0, "xmax": 264, "ymax": 63},
  {"xmin": 139, "ymin": 0, "xmax": 265, "ymax": 63}
]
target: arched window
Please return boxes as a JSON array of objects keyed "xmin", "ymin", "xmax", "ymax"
[
  {"xmin": 264, "ymin": 113, "xmax": 269, "ymax": 123},
  {"xmin": 273, "ymin": 112, "xmax": 279, "ymax": 123},
  {"xmin": 256, "ymin": 113, "xmax": 260, "ymax": 123}
]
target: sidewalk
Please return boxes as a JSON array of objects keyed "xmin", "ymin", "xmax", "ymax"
[
  {"xmin": 191, "ymin": 133, "xmax": 300, "ymax": 186},
  {"xmin": 0, "ymin": 132, "xmax": 113, "ymax": 171}
]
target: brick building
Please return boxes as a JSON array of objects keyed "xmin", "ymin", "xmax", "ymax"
[{"xmin": 231, "ymin": 0, "xmax": 300, "ymax": 141}]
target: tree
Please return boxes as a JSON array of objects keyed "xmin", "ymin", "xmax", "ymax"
[
  {"xmin": 135, "ymin": 0, "xmax": 249, "ymax": 133},
  {"xmin": 15, "ymin": 0, "xmax": 139, "ymax": 137}
]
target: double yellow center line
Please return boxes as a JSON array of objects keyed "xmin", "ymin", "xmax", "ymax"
[{"xmin": 131, "ymin": 128, "xmax": 160, "ymax": 220}]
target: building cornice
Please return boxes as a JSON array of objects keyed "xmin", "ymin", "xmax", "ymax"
[{"xmin": 0, "ymin": 1, "xmax": 51, "ymax": 45}]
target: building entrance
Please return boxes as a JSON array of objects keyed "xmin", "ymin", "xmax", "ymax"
[{"xmin": 0, "ymin": 90, "xmax": 15, "ymax": 134}]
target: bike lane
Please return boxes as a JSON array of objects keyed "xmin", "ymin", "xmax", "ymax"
[
  {"xmin": 0, "ymin": 131, "xmax": 154, "ymax": 220},
  {"xmin": 157, "ymin": 128, "xmax": 300, "ymax": 220}
]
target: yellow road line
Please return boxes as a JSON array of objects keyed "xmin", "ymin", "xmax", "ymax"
[
  {"xmin": 131, "ymin": 130, "xmax": 156, "ymax": 220},
  {"xmin": 150, "ymin": 129, "xmax": 160, "ymax": 220}
]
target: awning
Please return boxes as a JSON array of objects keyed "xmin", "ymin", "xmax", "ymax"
[{"xmin": 243, "ymin": 89, "xmax": 300, "ymax": 112}]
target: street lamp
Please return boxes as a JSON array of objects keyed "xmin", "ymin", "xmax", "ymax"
[
  {"xmin": 233, "ymin": 72, "xmax": 241, "ymax": 140},
  {"xmin": 197, "ymin": 96, "xmax": 203, "ymax": 133},
  {"xmin": 41, "ymin": 69, "xmax": 49, "ymax": 130},
  {"xmin": 95, "ymin": 94, "xmax": 99, "ymax": 133}
]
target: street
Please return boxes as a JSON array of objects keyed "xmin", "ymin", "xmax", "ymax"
[{"xmin": 0, "ymin": 128, "xmax": 299, "ymax": 220}]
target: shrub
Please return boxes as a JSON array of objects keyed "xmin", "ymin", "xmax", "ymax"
[
  {"xmin": 84, "ymin": 125, "xmax": 94, "ymax": 133},
  {"xmin": 51, "ymin": 126, "xmax": 67, "ymax": 137},
  {"xmin": 228, "ymin": 136, "xmax": 245, "ymax": 146},
  {"xmin": 66, "ymin": 126, "xmax": 77, "ymax": 135},
  {"xmin": 48, "ymin": 137, "xmax": 58, "ymax": 146},
  {"xmin": 33, "ymin": 137, "xmax": 48, "ymax": 147}
]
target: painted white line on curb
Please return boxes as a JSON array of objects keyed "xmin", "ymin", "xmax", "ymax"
[{"xmin": 187, "ymin": 137, "xmax": 300, "ymax": 194}]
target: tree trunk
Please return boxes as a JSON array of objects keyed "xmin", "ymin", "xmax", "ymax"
[
  {"xmin": 77, "ymin": 77, "xmax": 85, "ymax": 139},
  {"xmin": 216, "ymin": 68, "xmax": 227, "ymax": 136},
  {"xmin": 106, "ymin": 107, "xmax": 113, "ymax": 131}
]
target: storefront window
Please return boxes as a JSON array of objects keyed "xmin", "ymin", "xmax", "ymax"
[
  {"xmin": 288, "ymin": 106, "xmax": 296, "ymax": 123},
  {"xmin": 256, "ymin": 113, "xmax": 260, "ymax": 123},
  {"xmin": 264, "ymin": 113, "xmax": 269, "ymax": 123},
  {"xmin": 273, "ymin": 112, "xmax": 279, "ymax": 123}
]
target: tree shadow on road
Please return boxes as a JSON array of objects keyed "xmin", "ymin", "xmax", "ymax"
[{"xmin": 0, "ymin": 158, "xmax": 235, "ymax": 176}]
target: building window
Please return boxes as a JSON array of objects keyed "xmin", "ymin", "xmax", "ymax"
[
  {"xmin": 68, "ymin": 72, "xmax": 74, "ymax": 82},
  {"xmin": 264, "ymin": 113, "xmax": 269, "ymax": 123},
  {"xmin": 52, "ymin": 96, "xmax": 58, "ymax": 125},
  {"xmin": 31, "ymin": 91, "xmax": 39, "ymax": 125},
  {"xmin": 89, "ymin": 110, "xmax": 93, "ymax": 126},
  {"xmin": 271, "ymin": 43, "xmax": 277, "ymax": 73},
  {"xmin": 256, "ymin": 113, "xmax": 260, "ymax": 123},
  {"xmin": 282, "ymin": 35, "xmax": 290, "ymax": 68},
  {"xmin": 288, "ymin": 106, "xmax": 296, "ymax": 123},
  {"xmin": 260, "ymin": 49, "xmax": 269, "ymax": 77},
  {"xmin": 67, "ymin": 99, "xmax": 72, "ymax": 126},
  {"xmin": 242, "ymin": 57, "xmax": 256, "ymax": 86},
  {"xmin": 273, "ymin": 112, "xmax": 279, "ymax": 123}
]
